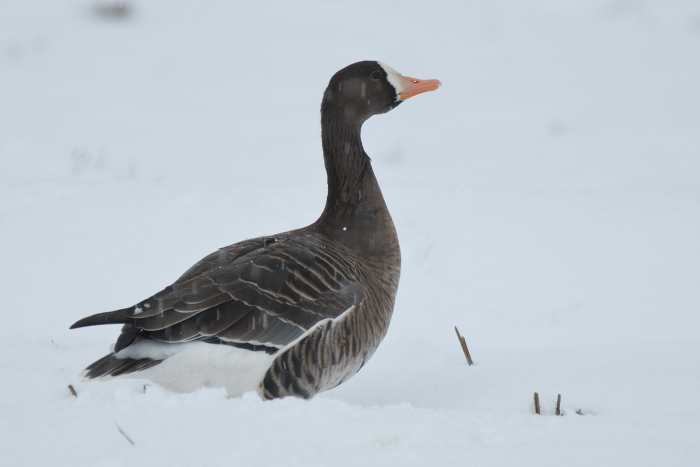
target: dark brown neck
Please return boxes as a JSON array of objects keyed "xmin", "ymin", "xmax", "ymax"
[
  {"xmin": 312, "ymin": 102, "xmax": 398, "ymax": 262},
  {"xmin": 321, "ymin": 106, "xmax": 371, "ymax": 207},
  {"xmin": 317, "ymin": 100, "xmax": 387, "ymax": 214}
]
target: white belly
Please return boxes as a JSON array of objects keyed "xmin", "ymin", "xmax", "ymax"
[{"xmin": 114, "ymin": 341, "xmax": 277, "ymax": 397}]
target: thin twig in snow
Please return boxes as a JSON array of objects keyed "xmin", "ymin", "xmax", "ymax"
[
  {"xmin": 534, "ymin": 392, "xmax": 540, "ymax": 415},
  {"xmin": 115, "ymin": 424, "xmax": 135, "ymax": 446},
  {"xmin": 556, "ymin": 394, "xmax": 562, "ymax": 416},
  {"xmin": 68, "ymin": 385, "xmax": 77, "ymax": 398},
  {"xmin": 454, "ymin": 326, "xmax": 473, "ymax": 365}
]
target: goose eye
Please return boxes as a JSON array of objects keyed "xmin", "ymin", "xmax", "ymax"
[{"xmin": 371, "ymin": 70, "xmax": 382, "ymax": 80}]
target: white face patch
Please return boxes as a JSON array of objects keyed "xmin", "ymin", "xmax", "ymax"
[{"xmin": 378, "ymin": 62, "xmax": 403, "ymax": 102}]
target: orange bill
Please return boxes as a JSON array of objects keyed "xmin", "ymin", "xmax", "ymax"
[{"xmin": 398, "ymin": 76, "xmax": 442, "ymax": 100}]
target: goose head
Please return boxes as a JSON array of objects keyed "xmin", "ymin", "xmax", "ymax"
[{"xmin": 322, "ymin": 61, "xmax": 441, "ymax": 125}]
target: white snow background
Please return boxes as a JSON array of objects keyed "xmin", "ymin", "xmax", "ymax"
[{"xmin": 1, "ymin": 1, "xmax": 699, "ymax": 465}]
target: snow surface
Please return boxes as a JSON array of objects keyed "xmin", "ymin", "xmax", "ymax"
[{"xmin": 1, "ymin": 1, "xmax": 699, "ymax": 465}]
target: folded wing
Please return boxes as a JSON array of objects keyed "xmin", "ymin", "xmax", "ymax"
[{"xmin": 72, "ymin": 234, "xmax": 365, "ymax": 357}]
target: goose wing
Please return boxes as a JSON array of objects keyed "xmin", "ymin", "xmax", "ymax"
[{"xmin": 73, "ymin": 234, "xmax": 365, "ymax": 354}]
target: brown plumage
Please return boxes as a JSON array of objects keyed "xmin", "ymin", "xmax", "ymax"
[{"xmin": 71, "ymin": 61, "xmax": 441, "ymax": 399}]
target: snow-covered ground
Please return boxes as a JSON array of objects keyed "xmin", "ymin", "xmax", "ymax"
[{"xmin": 2, "ymin": 1, "xmax": 699, "ymax": 465}]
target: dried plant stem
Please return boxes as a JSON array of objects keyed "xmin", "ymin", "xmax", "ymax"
[
  {"xmin": 454, "ymin": 326, "xmax": 473, "ymax": 365},
  {"xmin": 68, "ymin": 385, "xmax": 77, "ymax": 398},
  {"xmin": 556, "ymin": 394, "xmax": 562, "ymax": 416},
  {"xmin": 534, "ymin": 392, "xmax": 541, "ymax": 415},
  {"xmin": 115, "ymin": 424, "xmax": 135, "ymax": 446}
]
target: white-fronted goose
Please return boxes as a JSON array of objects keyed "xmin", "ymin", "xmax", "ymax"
[{"xmin": 71, "ymin": 61, "xmax": 441, "ymax": 399}]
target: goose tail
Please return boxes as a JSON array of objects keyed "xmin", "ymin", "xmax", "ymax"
[{"xmin": 81, "ymin": 352, "xmax": 162, "ymax": 380}]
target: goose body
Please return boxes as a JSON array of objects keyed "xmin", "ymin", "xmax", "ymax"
[{"xmin": 71, "ymin": 61, "xmax": 441, "ymax": 399}]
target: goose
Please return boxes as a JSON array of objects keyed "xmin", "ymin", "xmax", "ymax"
[{"xmin": 71, "ymin": 61, "xmax": 441, "ymax": 399}]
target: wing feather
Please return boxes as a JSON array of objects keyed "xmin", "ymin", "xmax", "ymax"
[
  {"xmin": 81, "ymin": 234, "xmax": 365, "ymax": 355},
  {"xmin": 195, "ymin": 301, "xmax": 254, "ymax": 336},
  {"xmin": 172, "ymin": 293, "xmax": 231, "ymax": 312}
]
